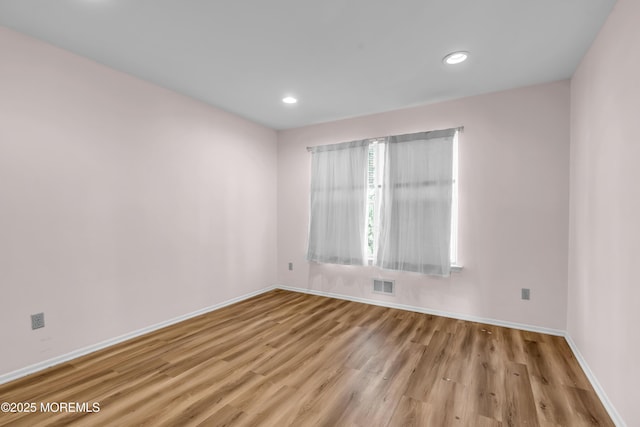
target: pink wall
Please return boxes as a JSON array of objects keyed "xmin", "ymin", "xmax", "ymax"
[
  {"xmin": 0, "ymin": 26, "xmax": 277, "ymax": 376},
  {"xmin": 278, "ymin": 81, "xmax": 570, "ymax": 330},
  {"xmin": 1, "ymin": 9, "xmax": 631, "ymax": 422},
  {"xmin": 569, "ymin": 0, "xmax": 640, "ymax": 424}
]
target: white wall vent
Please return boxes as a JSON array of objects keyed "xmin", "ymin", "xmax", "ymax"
[{"xmin": 373, "ymin": 279, "xmax": 395, "ymax": 295}]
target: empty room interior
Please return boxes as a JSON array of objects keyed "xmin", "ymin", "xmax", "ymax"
[{"xmin": 0, "ymin": 0, "xmax": 638, "ymax": 426}]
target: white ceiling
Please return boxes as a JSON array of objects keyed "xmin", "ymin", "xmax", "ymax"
[{"xmin": 0, "ymin": 0, "xmax": 616, "ymax": 130}]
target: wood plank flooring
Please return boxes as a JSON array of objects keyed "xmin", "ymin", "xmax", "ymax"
[{"xmin": 0, "ymin": 290, "xmax": 613, "ymax": 426}]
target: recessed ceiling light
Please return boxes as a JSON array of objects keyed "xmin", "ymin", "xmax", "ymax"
[
  {"xmin": 282, "ymin": 96, "xmax": 298, "ymax": 104},
  {"xmin": 443, "ymin": 51, "xmax": 469, "ymax": 65}
]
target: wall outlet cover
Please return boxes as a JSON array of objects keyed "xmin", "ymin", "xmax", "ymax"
[{"xmin": 31, "ymin": 312, "xmax": 45, "ymax": 330}]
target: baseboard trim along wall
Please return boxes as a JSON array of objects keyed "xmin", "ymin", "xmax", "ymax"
[
  {"xmin": 0, "ymin": 286, "xmax": 277, "ymax": 385},
  {"xmin": 0, "ymin": 283, "xmax": 625, "ymax": 426},
  {"xmin": 277, "ymin": 284, "xmax": 565, "ymax": 336},
  {"xmin": 564, "ymin": 334, "xmax": 626, "ymax": 427}
]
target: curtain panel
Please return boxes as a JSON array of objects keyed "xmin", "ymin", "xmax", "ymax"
[
  {"xmin": 375, "ymin": 129, "xmax": 455, "ymax": 276},
  {"xmin": 306, "ymin": 140, "xmax": 370, "ymax": 265}
]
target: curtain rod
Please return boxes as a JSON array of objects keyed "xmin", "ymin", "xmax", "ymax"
[{"xmin": 306, "ymin": 126, "xmax": 464, "ymax": 151}]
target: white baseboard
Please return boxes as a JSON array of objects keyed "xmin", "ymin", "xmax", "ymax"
[
  {"xmin": 0, "ymin": 286, "xmax": 276, "ymax": 385},
  {"xmin": 276, "ymin": 284, "xmax": 565, "ymax": 336},
  {"xmin": 564, "ymin": 334, "xmax": 626, "ymax": 427}
]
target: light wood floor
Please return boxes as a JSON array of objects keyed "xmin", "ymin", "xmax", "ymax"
[{"xmin": 0, "ymin": 290, "xmax": 612, "ymax": 426}]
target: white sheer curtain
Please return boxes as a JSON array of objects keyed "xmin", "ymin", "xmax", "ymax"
[
  {"xmin": 375, "ymin": 129, "xmax": 455, "ymax": 276},
  {"xmin": 306, "ymin": 140, "xmax": 369, "ymax": 265}
]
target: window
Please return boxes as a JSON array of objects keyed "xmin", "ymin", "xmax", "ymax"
[{"xmin": 307, "ymin": 128, "xmax": 460, "ymax": 275}]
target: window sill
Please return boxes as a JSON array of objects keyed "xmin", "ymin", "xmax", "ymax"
[{"xmin": 367, "ymin": 260, "xmax": 464, "ymax": 273}]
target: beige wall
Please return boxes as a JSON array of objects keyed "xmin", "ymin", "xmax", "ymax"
[
  {"xmin": 0, "ymin": 26, "xmax": 278, "ymax": 376},
  {"xmin": 277, "ymin": 80, "xmax": 570, "ymax": 331},
  {"xmin": 569, "ymin": 0, "xmax": 640, "ymax": 424}
]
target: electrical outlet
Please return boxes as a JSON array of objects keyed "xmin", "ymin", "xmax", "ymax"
[
  {"xmin": 521, "ymin": 288, "xmax": 530, "ymax": 300},
  {"xmin": 31, "ymin": 312, "xmax": 45, "ymax": 330},
  {"xmin": 288, "ymin": 262, "xmax": 293, "ymax": 271}
]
